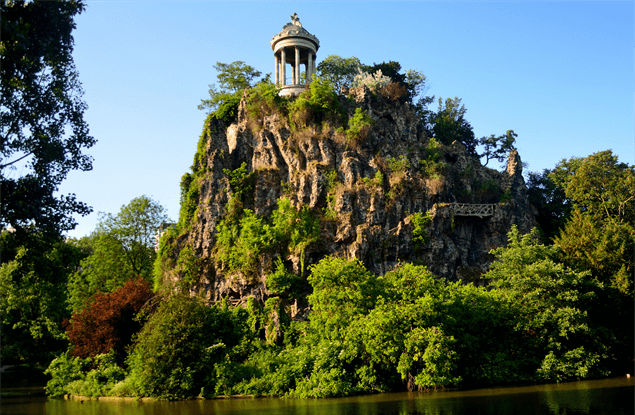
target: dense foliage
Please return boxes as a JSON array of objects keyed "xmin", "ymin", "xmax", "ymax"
[
  {"xmin": 46, "ymin": 240, "xmax": 621, "ymax": 399},
  {"xmin": 0, "ymin": 233, "xmax": 87, "ymax": 364}
]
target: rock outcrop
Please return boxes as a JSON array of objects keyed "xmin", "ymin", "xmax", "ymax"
[{"xmin": 159, "ymin": 85, "xmax": 535, "ymax": 305}]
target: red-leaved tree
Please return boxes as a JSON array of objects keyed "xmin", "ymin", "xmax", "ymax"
[{"xmin": 66, "ymin": 278, "xmax": 153, "ymax": 362}]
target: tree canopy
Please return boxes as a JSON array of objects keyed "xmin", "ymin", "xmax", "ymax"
[
  {"xmin": 428, "ymin": 97, "xmax": 477, "ymax": 155},
  {"xmin": 1, "ymin": 0, "xmax": 95, "ymax": 239},
  {"xmin": 550, "ymin": 150, "xmax": 634, "ymax": 225}
]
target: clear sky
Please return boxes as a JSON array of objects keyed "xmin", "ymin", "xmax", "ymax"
[{"xmin": 58, "ymin": 0, "xmax": 634, "ymax": 239}]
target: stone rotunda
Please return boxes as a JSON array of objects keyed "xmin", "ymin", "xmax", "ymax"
[{"xmin": 270, "ymin": 13, "xmax": 320, "ymax": 97}]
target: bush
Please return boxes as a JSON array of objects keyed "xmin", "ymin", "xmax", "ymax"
[
  {"xmin": 215, "ymin": 93, "xmax": 242, "ymax": 123},
  {"xmin": 419, "ymin": 138, "xmax": 446, "ymax": 179},
  {"xmin": 307, "ymin": 257, "xmax": 384, "ymax": 341},
  {"xmin": 387, "ymin": 155, "xmax": 410, "ymax": 174},
  {"xmin": 411, "ymin": 211, "xmax": 432, "ymax": 251},
  {"xmin": 397, "ymin": 326, "xmax": 461, "ymax": 391},
  {"xmin": 345, "ymin": 108, "xmax": 372, "ymax": 147},
  {"xmin": 266, "ymin": 257, "xmax": 302, "ymax": 296},
  {"xmin": 45, "ymin": 351, "xmax": 126, "ymax": 398},
  {"xmin": 45, "ymin": 352, "xmax": 89, "ymax": 397},
  {"xmin": 288, "ymin": 76, "xmax": 344, "ymax": 130},
  {"xmin": 245, "ymin": 80, "xmax": 287, "ymax": 127}
]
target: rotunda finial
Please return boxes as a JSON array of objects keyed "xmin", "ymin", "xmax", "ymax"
[{"xmin": 290, "ymin": 13, "xmax": 302, "ymax": 27}]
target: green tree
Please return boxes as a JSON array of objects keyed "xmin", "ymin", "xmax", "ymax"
[
  {"xmin": 1, "ymin": 0, "xmax": 95, "ymax": 239},
  {"xmin": 67, "ymin": 196, "xmax": 169, "ymax": 311},
  {"xmin": 486, "ymin": 226, "xmax": 610, "ymax": 382},
  {"xmin": 427, "ymin": 98, "xmax": 516, "ymax": 164},
  {"xmin": 479, "ymin": 130, "xmax": 517, "ymax": 167},
  {"xmin": 316, "ymin": 55, "xmax": 362, "ymax": 92},
  {"xmin": 428, "ymin": 97, "xmax": 478, "ymax": 156},
  {"xmin": 198, "ymin": 61, "xmax": 268, "ymax": 117},
  {"xmin": 550, "ymin": 150, "xmax": 634, "ymax": 225},
  {"xmin": 0, "ymin": 233, "xmax": 87, "ymax": 364},
  {"xmin": 549, "ymin": 151, "xmax": 634, "ymax": 371},
  {"xmin": 126, "ymin": 294, "xmax": 248, "ymax": 400},
  {"xmin": 550, "ymin": 150, "xmax": 634, "ymax": 294},
  {"xmin": 526, "ymin": 169, "xmax": 572, "ymax": 241},
  {"xmin": 307, "ymin": 257, "xmax": 384, "ymax": 342}
]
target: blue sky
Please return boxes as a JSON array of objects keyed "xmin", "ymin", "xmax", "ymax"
[{"xmin": 59, "ymin": 1, "xmax": 634, "ymax": 238}]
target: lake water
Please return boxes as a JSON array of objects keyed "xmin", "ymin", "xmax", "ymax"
[{"xmin": 2, "ymin": 377, "xmax": 633, "ymax": 415}]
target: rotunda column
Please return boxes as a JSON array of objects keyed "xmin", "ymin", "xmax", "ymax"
[
  {"xmin": 275, "ymin": 54, "xmax": 280, "ymax": 86},
  {"xmin": 295, "ymin": 46, "xmax": 300, "ymax": 85},
  {"xmin": 281, "ymin": 48, "xmax": 286, "ymax": 86},
  {"xmin": 307, "ymin": 51, "xmax": 313, "ymax": 85}
]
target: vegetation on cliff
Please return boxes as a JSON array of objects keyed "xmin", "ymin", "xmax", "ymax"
[{"xmin": 40, "ymin": 67, "xmax": 634, "ymax": 400}]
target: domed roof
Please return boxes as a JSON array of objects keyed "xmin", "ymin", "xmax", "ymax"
[{"xmin": 270, "ymin": 13, "xmax": 319, "ymax": 51}]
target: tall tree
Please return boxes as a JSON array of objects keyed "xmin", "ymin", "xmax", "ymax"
[
  {"xmin": 67, "ymin": 196, "xmax": 170, "ymax": 311},
  {"xmin": 1, "ymin": 0, "xmax": 95, "ymax": 240},
  {"xmin": 548, "ymin": 151, "xmax": 634, "ymax": 371},
  {"xmin": 428, "ymin": 97, "xmax": 478, "ymax": 156}
]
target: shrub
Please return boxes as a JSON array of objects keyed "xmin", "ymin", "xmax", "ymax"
[
  {"xmin": 288, "ymin": 76, "xmax": 344, "ymax": 130},
  {"xmin": 45, "ymin": 351, "xmax": 126, "ymax": 398},
  {"xmin": 324, "ymin": 170, "xmax": 339, "ymax": 220},
  {"xmin": 223, "ymin": 162, "xmax": 255, "ymax": 200},
  {"xmin": 345, "ymin": 108, "xmax": 372, "ymax": 147},
  {"xmin": 387, "ymin": 155, "xmax": 411, "ymax": 174},
  {"xmin": 379, "ymin": 82, "xmax": 408, "ymax": 101},
  {"xmin": 307, "ymin": 257, "xmax": 384, "ymax": 341},
  {"xmin": 411, "ymin": 211, "xmax": 432, "ymax": 251},
  {"xmin": 245, "ymin": 80, "xmax": 287, "ymax": 127},
  {"xmin": 215, "ymin": 208, "xmax": 269, "ymax": 276},
  {"xmin": 215, "ymin": 94, "xmax": 242, "ymax": 123},
  {"xmin": 178, "ymin": 172, "xmax": 200, "ymax": 230},
  {"xmin": 397, "ymin": 327, "xmax": 461, "ymax": 391},
  {"xmin": 215, "ymin": 197, "xmax": 319, "ymax": 279},
  {"xmin": 44, "ymin": 351, "xmax": 89, "ymax": 397},
  {"xmin": 351, "ymin": 68, "xmax": 392, "ymax": 91},
  {"xmin": 420, "ymin": 138, "xmax": 446, "ymax": 179},
  {"xmin": 65, "ymin": 352, "xmax": 126, "ymax": 397}
]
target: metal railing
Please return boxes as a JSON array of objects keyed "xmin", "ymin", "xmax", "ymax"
[{"xmin": 447, "ymin": 203, "xmax": 494, "ymax": 217}]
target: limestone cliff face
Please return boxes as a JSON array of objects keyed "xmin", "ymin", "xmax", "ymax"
[{"xmin": 161, "ymin": 86, "xmax": 535, "ymax": 305}]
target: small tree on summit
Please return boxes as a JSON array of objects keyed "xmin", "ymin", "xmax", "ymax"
[{"xmin": 198, "ymin": 61, "xmax": 269, "ymax": 122}]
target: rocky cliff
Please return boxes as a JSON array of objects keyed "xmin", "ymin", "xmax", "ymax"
[{"xmin": 157, "ymin": 85, "xmax": 535, "ymax": 306}]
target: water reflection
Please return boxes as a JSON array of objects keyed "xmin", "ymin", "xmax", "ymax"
[{"xmin": 2, "ymin": 377, "xmax": 633, "ymax": 415}]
